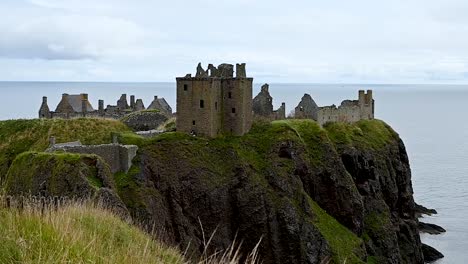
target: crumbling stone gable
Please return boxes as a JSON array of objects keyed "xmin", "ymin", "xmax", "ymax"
[
  {"xmin": 252, "ymin": 83, "xmax": 286, "ymax": 121},
  {"xmin": 176, "ymin": 62, "xmax": 253, "ymax": 137},
  {"xmin": 295, "ymin": 93, "xmax": 319, "ymax": 120},
  {"xmin": 253, "ymin": 84, "xmax": 274, "ymax": 116}
]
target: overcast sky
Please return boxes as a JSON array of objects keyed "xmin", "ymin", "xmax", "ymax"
[{"xmin": 2, "ymin": 0, "xmax": 468, "ymax": 83}]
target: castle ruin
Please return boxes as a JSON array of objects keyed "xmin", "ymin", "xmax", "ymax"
[
  {"xmin": 176, "ymin": 63, "xmax": 253, "ymax": 137},
  {"xmin": 252, "ymin": 83, "xmax": 286, "ymax": 120},
  {"xmin": 294, "ymin": 90, "xmax": 374, "ymax": 126},
  {"xmin": 39, "ymin": 93, "xmax": 172, "ymax": 119}
]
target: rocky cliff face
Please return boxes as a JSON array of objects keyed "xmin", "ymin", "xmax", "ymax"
[
  {"xmin": 3, "ymin": 119, "xmax": 424, "ymax": 264},
  {"xmin": 113, "ymin": 119, "xmax": 423, "ymax": 264}
]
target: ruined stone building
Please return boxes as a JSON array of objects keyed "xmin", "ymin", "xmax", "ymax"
[
  {"xmin": 294, "ymin": 90, "xmax": 374, "ymax": 126},
  {"xmin": 294, "ymin": 94, "xmax": 319, "ymax": 120},
  {"xmin": 316, "ymin": 90, "xmax": 374, "ymax": 125},
  {"xmin": 176, "ymin": 63, "xmax": 253, "ymax": 137},
  {"xmin": 39, "ymin": 93, "xmax": 172, "ymax": 119},
  {"xmin": 147, "ymin": 96, "xmax": 172, "ymax": 116},
  {"xmin": 252, "ymin": 83, "xmax": 286, "ymax": 120}
]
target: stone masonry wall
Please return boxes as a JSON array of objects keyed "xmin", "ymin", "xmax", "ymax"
[{"xmin": 47, "ymin": 143, "xmax": 138, "ymax": 174}]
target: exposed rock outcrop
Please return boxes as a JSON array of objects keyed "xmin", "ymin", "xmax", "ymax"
[
  {"xmin": 418, "ymin": 222, "xmax": 446, "ymax": 235},
  {"xmin": 422, "ymin": 243, "xmax": 444, "ymax": 263}
]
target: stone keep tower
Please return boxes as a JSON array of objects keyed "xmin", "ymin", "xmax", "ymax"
[
  {"xmin": 176, "ymin": 63, "xmax": 253, "ymax": 137},
  {"xmin": 358, "ymin": 90, "xmax": 374, "ymax": 119}
]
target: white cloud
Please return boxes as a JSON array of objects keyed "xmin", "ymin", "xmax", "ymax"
[{"xmin": 0, "ymin": 13, "xmax": 149, "ymax": 60}]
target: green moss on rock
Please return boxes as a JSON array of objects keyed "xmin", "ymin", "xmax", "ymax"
[
  {"xmin": 4, "ymin": 152, "xmax": 113, "ymax": 197},
  {"xmin": 307, "ymin": 197, "xmax": 365, "ymax": 264}
]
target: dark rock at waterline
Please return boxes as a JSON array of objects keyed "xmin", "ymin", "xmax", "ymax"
[
  {"xmin": 422, "ymin": 243, "xmax": 444, "ymax": 263},
  {"xmin": 415, "ymin": 203, "xmax": 438, "ymax": 217},
  {"xmin": 419, "ymin": 221, "xmax": 446, "ymax": 235}
]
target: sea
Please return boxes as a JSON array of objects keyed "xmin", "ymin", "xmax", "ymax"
[{"xmin": 1, "ymin": 82, "xmax": 466, "ymax": 263}]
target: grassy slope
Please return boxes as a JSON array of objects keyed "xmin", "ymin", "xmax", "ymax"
[
  {"xmin": 0, "ymin": 202, "xmax": 184, "ymax": 264},
  {"xmin": 0, "ymin": 118, "xmax": 131, "ymax": 179}
]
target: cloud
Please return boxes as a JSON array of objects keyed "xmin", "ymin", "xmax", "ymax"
[{"xmin": 0, "ymin": 14, "xmax": 148, "ymax": 60}]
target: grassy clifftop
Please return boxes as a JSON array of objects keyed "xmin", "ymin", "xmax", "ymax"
[
  {"xmin": 0, "ymin": 202, "xmax": 183, "ymax": 263},
  {"xmin": 0, "ymin": 118, "xmax": 131, "ymax": 180}
]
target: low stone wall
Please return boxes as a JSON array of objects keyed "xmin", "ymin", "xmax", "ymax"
[{"xmin": 47, "ymin": 143, "xmax": 138, "ymax": 174}]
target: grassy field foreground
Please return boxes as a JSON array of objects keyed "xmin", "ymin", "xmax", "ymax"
[{"xmin": 0, "ymin": 200, "xmax": 184, "ymax": 264}]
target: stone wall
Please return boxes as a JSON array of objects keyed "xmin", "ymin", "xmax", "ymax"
[
  {"xmin": 47, "ymin": 142, "xmax": 138, "ymax": 174},
  {"xmin": 316, "ymin": 90, "xmax": 374, "ymax": 126}
]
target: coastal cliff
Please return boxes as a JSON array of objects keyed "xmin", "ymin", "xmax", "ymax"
[{"xmin": 1, "ymin": 118, "xmax": 425, "ymax": 263}]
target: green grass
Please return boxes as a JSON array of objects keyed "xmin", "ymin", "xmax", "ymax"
[
  {"xmin": 323, "ymin": 119, "xmax": 398, "ymax": 150},
  {"xmin": 4, "ymin": 152, "xmax": 108, "ymax": 196},
  {"xmin": 307, "ymin": 197, "xmax": 365, "ymax": 264},
  {"xmin": 0, "ymin": 202, "xmax": 184, "ymax": 264},
  {"xmin": 0, "ymin": 118, "xmax": 131, "ymax": 181}
]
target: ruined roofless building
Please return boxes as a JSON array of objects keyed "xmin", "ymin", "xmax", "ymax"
[
  {"xmin": 39, "ymin": 93, "xmax": 173, "ymax": 119},
  {"xmin": 295, "ymin": 93, "xmax": 319, "ymax": 120},
  {"xmin": 176, "ymin": 63, "xmax": 253, "ymax": 137},
  {"xmin": 317, "ymin": 90, "xmax": 374, "ymax": 125},
  {"xmin": 253, "ymin": 83, "xmax": 286, "ymax": 120}
]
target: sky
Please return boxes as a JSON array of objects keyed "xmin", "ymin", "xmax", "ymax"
[{"xmin": 1, "ymin": 0, "xmax": 468, "ymax": 83}]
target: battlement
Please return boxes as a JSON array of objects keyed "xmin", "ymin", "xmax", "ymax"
[{"xmin": 177, "ymin": 63, "xmax": 253, "ymax": 81}]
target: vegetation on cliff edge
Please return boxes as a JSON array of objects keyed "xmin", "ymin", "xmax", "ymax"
[{"xmin": 0, "ymin": 118, "xmax": 131, "ymax": 181}]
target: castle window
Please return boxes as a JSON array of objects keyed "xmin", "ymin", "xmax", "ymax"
[
  {"xmin": 200, "ymin": 100, "xmax": 205, "ymax": 108},
  {"xmin": 184, "ymin": 84, "xmax": 188, "ymax": 91},
  {"xmin": 228, "ymin": 92, "xmax": 232, "ymax": 99},
  {"xmin": 192, "ymin": 120, "xmax": 196, "ymax": 125},
  {"xmin": 232, "ymin": 108, "xmax": 236, "ymax": 114},
  {"xmin": 215, "ymin": 102, "xmax": 218, "ymax": 110}
]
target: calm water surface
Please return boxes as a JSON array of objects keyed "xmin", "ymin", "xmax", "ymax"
[{"xmin": 1, "ymin": 82, "xmax": 466, "ymax": 263}]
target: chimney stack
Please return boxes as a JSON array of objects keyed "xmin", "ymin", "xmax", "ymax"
[
  {"xmin": 130, "ymin": 95, "xmax": 135, "ymax": 109},
  {"xmin": 98, "ymin": 100, "xmax": 104, "ymax": 112}
]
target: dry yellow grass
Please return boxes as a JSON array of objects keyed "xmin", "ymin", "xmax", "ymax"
[{"xmin": 0, "ymin": 196, "xmax": 261, "ymax": 264}]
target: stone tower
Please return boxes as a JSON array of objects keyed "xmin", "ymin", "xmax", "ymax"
[
  {"xmin": 176, "ymin": 63, "xmax": 253, "ymax": 137},
  {"xmin": 358, "ymin": 90, "xmax": 374, "ymax": 119}
]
